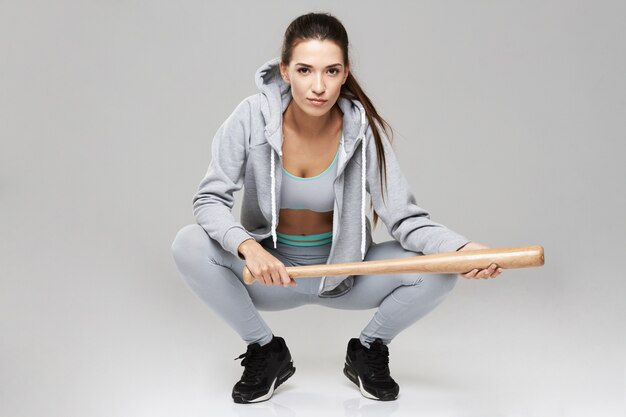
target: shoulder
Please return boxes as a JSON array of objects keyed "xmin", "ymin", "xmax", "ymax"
[
  {"xmin": 225, "ymin": 93, "xmax": 265, "ymax": 122},
  {"xmin": 228, "ymin": 94, "xmax": 254, "ymax": 116},
  {"xmin": 240, "ymin": 93, "xmax": 264, "ymax": 111},
  {"xmin": 221, "ymin": 94, "xmax": 264, "ymax": 128}
]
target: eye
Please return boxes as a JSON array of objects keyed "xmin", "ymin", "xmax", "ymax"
[{"xmin": 296, "ymin": 68, "xmax": 341, "ymax": 75}]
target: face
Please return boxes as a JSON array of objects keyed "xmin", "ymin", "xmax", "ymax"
[{"xmin": 280, "ymin": 39, "xmax": 350, "ymax": 117}]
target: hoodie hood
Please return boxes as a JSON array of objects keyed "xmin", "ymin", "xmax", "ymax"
[{"xmin": 253, "ymin": 57, "xmax": 369, "ymax": 260}]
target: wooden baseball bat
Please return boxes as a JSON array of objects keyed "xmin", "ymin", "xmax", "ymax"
[{"xmin": 242, "ymin": 245, "xmax": 544, "ymax": 285}]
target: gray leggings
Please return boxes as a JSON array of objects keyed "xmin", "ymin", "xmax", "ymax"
[{"xmin": 171, "ymin": 224, "xmax": 459, "ymax": 349}]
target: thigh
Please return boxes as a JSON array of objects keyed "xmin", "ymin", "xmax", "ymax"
[
  {"xmin": 241, "ymin": 242, "xmax": 314, "ymax": 311},
  {"xmin": 314, "ymin": 240, "xmax": 425, "ymax": 310},
  {"xmin": 175, "ymin": 224, "xmax": 310, "ymax": 311}
]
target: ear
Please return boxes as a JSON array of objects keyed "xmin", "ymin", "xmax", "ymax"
[{"xmin": 279, "ymin": 62, "xmax": 290, "ymax": 83}]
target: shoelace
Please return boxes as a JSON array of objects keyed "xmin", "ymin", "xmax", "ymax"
[
  {"xmin": 234, "ymin": 347, "xmax": 270, "ymax": 383},
  {"xmin": 362, "ymin": 341, "xmax": 392, "ymax": 381}
]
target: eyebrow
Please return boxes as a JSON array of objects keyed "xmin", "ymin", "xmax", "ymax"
[{"xmin": 295, "ymin": 63, "xmax": 343, "ymax": 68}]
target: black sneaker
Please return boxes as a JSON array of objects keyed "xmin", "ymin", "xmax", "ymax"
[
  {"xmin": 343, "ymin": 337, "xmax": 399, "ymax": 401},
  {"xmin": 232, "ymin": 335, "xmax": 296, "ymax": 403}
]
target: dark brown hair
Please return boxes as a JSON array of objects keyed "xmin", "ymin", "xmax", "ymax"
[{"xmin": 280, "ymin": 12, "xmax": 393, "ymax": 230}]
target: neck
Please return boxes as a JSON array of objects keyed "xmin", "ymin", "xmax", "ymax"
[{"xmin": 283, "ymin": 101, "xmax": 342, "ymax": 140}]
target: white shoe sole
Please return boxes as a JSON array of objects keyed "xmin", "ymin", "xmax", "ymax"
[
  {"xmin": 357, "ymin": 376, "xmax": 380, "ymax": 400},
  {"xmin": 344, "ymin": 362, "xmax": 398, "ymax": 401},
  {"xmin": 246, "ymin": 377, "xmax": 277, "ymax": 403}
]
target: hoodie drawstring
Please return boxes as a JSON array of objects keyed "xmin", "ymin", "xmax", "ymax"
[
  {"xmin": 270, "ymin": 150, "xmax": 278, "ymax": 249},
  {"xmin": 359, "ymin": 106, "xmax": 367, "ymax": 261},
  {"xmin": 360, "ymin": 132, "xmax": 366, "ymax": 261}
]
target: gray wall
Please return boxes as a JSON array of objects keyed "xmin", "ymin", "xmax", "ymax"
[{"xmin": 1, "ymin": 1, "xmax": 624, "ymax": 416}]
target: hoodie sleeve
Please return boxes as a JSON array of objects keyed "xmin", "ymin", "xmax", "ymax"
[
  {"xmin": 192, "ymin": 98, "xmax": 255, "ymax": 259},
  {"xmin": 364, "ymin": 122, "xmax": 471, "ymax": 255}
]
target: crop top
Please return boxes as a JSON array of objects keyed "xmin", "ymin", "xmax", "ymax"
[
  {"xmin": 277, "ymin": 137, "xmax": 340, "ymax": 247},
  {"xmin": 280, "ymin": 138, "xmax": 340, "ymax": 213}
]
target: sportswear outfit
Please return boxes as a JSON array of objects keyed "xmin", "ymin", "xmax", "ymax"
[{"xmin": 171, "ymin": 57, "xmax": 472, "ymax": 402}]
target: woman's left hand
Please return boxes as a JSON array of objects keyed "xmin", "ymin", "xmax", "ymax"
[{"xmin": 456, "ymin": 241, "xmax": 503, "ymax": 279}]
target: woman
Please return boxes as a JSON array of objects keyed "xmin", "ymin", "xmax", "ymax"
[{"xmin": 171, "ymin": 12, "xmax": 503, "ymax": 404}]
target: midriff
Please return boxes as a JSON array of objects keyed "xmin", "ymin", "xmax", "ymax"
[{"xmin": 276, "ymin": 209, "xmax": 334, "ymax": 235}]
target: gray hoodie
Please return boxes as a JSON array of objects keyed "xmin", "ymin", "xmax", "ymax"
[{"xmin": 192, "ymin": 57, "xmax": 471, "ymax": 298}]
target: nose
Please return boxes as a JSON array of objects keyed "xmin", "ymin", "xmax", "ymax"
[{"xmin": 312, "ymin": 74, "xmax": 325, "ymax": 95}]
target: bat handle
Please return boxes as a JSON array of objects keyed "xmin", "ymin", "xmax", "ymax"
[
  {"xmin": 243, "ymin": 267, "xmax": 255, "ymax": 285},
  {"xmin": 243, "ymin": 265, "xmax": 296, "ymax": 285}
]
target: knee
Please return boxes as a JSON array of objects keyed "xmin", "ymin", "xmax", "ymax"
[
  {"xmin": 436, "ymin": 272, "xmax": 459, "ymax": 294},
  {"xmin": 419, "ymin": 272, "xmax": 459, "ymax": 297},
  {"xmin": 171, "ymin": 224, "xmax": 211, "ymax": 267}
]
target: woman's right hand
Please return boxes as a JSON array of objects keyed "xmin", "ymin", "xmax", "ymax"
[{"xmin": 238, "ymin": 240, "xmax": 296, "ymax": 288}]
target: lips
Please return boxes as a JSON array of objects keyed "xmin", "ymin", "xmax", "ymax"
[{"xmin": 308, "ymin": 98, "xmax": 327, "ymax": 103}]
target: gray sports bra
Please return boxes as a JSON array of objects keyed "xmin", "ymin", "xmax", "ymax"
[{"xmin": 280, "ymin": 135, "xmax": 341, "ymax": 213}]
